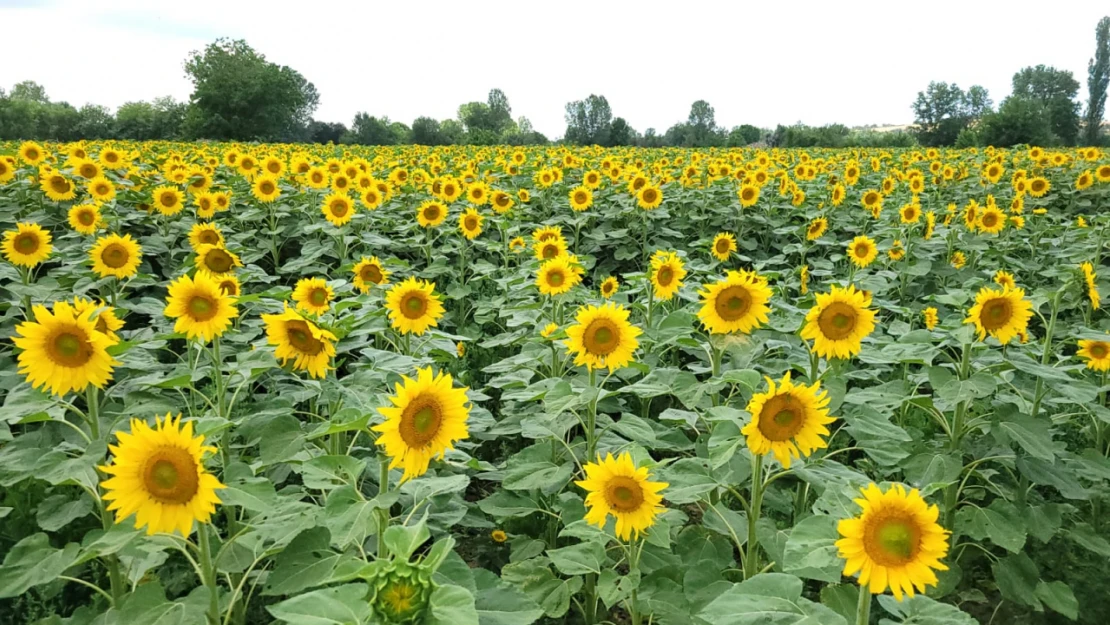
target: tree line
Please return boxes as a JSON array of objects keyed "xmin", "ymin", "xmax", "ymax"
[{"xmin": 1, "ymin": 19, "xmax": 1107, "ymax": 147}]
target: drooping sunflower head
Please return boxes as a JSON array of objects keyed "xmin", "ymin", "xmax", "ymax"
[
  {"xmin": 187, "ymin": 240, "xmax": 241, "ymax": 277},
  {"xmin": 90, "ymin": 233, "xmax": 142, "ymax": 279},
  {"xmin": 322, "ymin": 192, "xmax": 355, "ymax": 226},
  {"xmin": 459, "ymin": 208, "xmax": 484, "ymax": 240},
  {"xmin": 536, "ymin": 255, "xmax": 582, "ymax": 296},
  {"xmin": 372, "ymin": 367, "xmax": 471, "ymax": 482},
  {"xmin": 806, "ymin": 217, "xmax": 828, "ymax": 241},
  {"xmin": 188, "ymin": 223, "xmax": 224, "ymax": 251},
  {"xmin": 12, "ymin": 300, "xmax": 119, "ymax": 396},
  {"xmin": 846, "ymin": 235, "xmax": 878, "ymax": 268},
  {"xmin": 3, "ymin": 222, "xmax": 53, "ymax": 267},
  {"xmin": 217, "ymin": 275, "xmax": 241, "ymax": 297},
  {"xmin": 1078, "ymin": 339, "xmax": 1110, "ymax": 372},
  {"xmin": 163, "ymin": 272, "xmax": 238, "ymax": 342},
  {"xmin": 650, "ymin": 251, "xmax": 686, "ymax": 301},
  {"xmin": 711, "ymin": 232, "xmax": 737, "ymax": 261},
  {"xmin": 599, "ymin": 276, "xmax": 619, "ymax": 299},
  {"xmin": 836, "ymin": 483, "xmax": 950, "ymax": 600},
  {"xmin": 575, "ymin": 452, "xmax": 668, "ymax": 541},
  {"xmin": 697, "ymin": 269, "xmax": 773, "ymax": 335},
  {"xmin": 801, "ymin": 284, "xmax": 877, "ymax": 360},
  {"xmin": 564, "ymin": 301, "xmax": 642, "ymax": 372},
  {"xmin": 964, "ymin": 285, "xmax": 1032, "ymax": 345},
  {"xmin": 99, "ymin": 413, "xmax": 225, "ymax": 536},
  {"xmin": 352, "ymin": 256, "xmax": 391, "ymax": 293},
  {"xmin": 416, "ymin": 200, "xmax": 447, "ymax": 228},
  {"xmin": 385, "ymin": 277, "xmax": 445, "ymax": 336},
  {"xmin": 742, "ymin": 372, "xmax": 835, "ymax": 468},
  {"xmin": 292, "ymin": 277, "xmax": 334, "ymax": 316},
  {"xmin": 261, "ymin": 305, "xmax": 337, "ymax": 378}
]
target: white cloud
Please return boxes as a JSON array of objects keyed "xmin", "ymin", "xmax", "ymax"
[{"xmin": 2, "ymin": 0, "xmax": 1107, "ymax": 138}]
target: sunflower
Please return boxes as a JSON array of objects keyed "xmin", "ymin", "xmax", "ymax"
[
  {"xmin": 847, "ymin": 235, "xmax": 878, "ymax": 268},
  {"xmin": 964, "ymin": 286, "xmax": 1032, "ymax": 345},
  {"xmin": 98, "ymin": 413, "xmax": 225, "ymax": 536},
  {"xmin": 836, "ymin": 483, "xmax": 950, "ymax": 600},
  {"xmin": 1097, "ymin": 164, "xmax": 1110, "ymax": 183},
  {"xmin": 509, "ymin": 237, "xmax": 526, "ymax": 253},
  {"xmin": 533, "ymin": 237, "xmax": 568, "ymax": 262},
  {"xmin": 87, "ymin": 176, "xmax": 115, "ymax": 203},
  {"xmin": 565, "ymin": 186, "xmax": 592, "ymax": 212},
  {"xmin": 251, "ymin": 176, "xmax": 281, "ymax": 203},
  {"xmin": 262, "ymin": 155, "xmax": 285, "ymax": 178},
  {"xmin": 697, "ymin": 270, "xmax": 772, "ymax": 335},
  {"xmin": 993, "ymin": 270, "xmax": 1016, "ymax": 290},
  {"xmin": 924, "ymin": 211, "xmax": 936, "ymax": 240},
  {"xmin": 950, "ymin": 251, "xmax": 966, "ymax": 269},
  {"xmin": 888, "ymin": 240, "xmax": 905, "ymax": 261},
  {"xmin": 322, "ymin": 192, "xmax": 354, "ymax": 226},
  {"xmin": 711, "ymin": 232, "xmax": 737, "ymax": 261},
  {"xmin": 467, "ymin": 181, "xmax": 491, "ymax": 205},
  {"xmin": 149, "ymin": 185, "xmax": 183, "ymax": 216},
  {"xmin": 305, "ymin": 166, "xmax": 330, "ymax": 190},
  {"xmin": 742, "ymin": 372, "xmax": 834, "ymax": 468},
  {"xmin": 71, "ymin": 296, "xmax": 124, "ymax": 342},
  {"xmin": 188, "ymin": 223, "xmax": 224, "ymax": 250},
  {"xmin": 163, "ymin": 272, "xmax": 238, "ymax": 342},
  {"xmin": 806, "ymin": 217, "xmax": 828, "ymax": 241},
  {"xmin": 540, "ymin": 322, "xmax": 559, "ymax": 339},
  {"xmin": 738, "ymin": 183, "xmax": 760, "ymax": 208},
  {"xmin": 923, "ymin": 307, "xmax": 939, "ymax": 330},
  {"xmin": 517, "ymin": 188, "xmax": 531, "ymax": 203},
  {"xmin": 599, "ymin": 276, "xmax": 619, "ymax": 299},
  {"xmin": 576, "ymin": 452, "xmax": 667, "ymax": 541},
  {"xmin": 42, "ymin": 173, "xmax": 77, "ymax": 202},
  {"xmin": 352, "ymin": 256, "xmax": 390, "ymax": 292},
  {"xmin": 216, "ymin": 275, "xmax": 240, "ymax": 297},
  {"xmin": 800, "ymin": 265, "xmax": 809, "ymax": 295},
  {"xmin": 213, "ymin": 191, "xmax": 232, "ymax": 212},
  {"xmin": 536, "ymin": 256, "xmax": 581, "ymax": 296},
  {"xmin": 18, "ymin": 141, "xmax": 46, "ymax": 165},
  {"xmin": 1082, "ymin": 261, "xmax": 1100, "ymax": 309},
  {"xmin": 1027, "ymin": 177, "xmax": 1050, "ymax": 197},
  {"xmin": 191, "ymin": 244, "xmax": 241, "ymax": 280},
  {"xmin": 261, "ymin": 305, "xmax": 337, "ymax": 378},
  {"xmin": 491, "ymin": 529, "xmax": 508, "ymax": 543},
  {"xmin": 565, "ymin": 302, "xmax": 642, "ymax": 372},
  {"xmin": 900, "ymin": 203, "xmax": 921, "ymax": 224},
  {"xmin": 977, "ymin": 206, "xmax": 1006, "ymax": 234},
  {"xmin": 372, "ymin": 367, "xmax": 471, "ymax": 483},
  {"xmin": 417, "ymin": 200, "xmax": 448, "ymax": 228},
  {"xmin": 532, "ymin": 225, "xmax": 563, "ymax": 243},
  {"xmin": 90, "ymin": 233, "xmax": 142, "ymax": 279},
  {"xmin": 1078, "ymin": 339, "xmax": 1110, "ymax": 372},
  {"xmin": 292, "ymin": 277, "xmax": 333, "ymax": 316},
  {"xmin": 489, "ymin": 189, "xmax": 514, "ymax": 214},
  {"xmin": 831, "ymin": 184, "xmax": 846, "ymax": 206},
  {"xmin": 801, "ymin": 284, "xmax": 877, "ymax": 360},
  {"xmin": 3, "ymin": 222, "xmax": 53, "ymax": 267},
  {"xmin": 637, "ymin": 184, "xmax": 663, "ymax": 210},
  {"xmin": 13, "ymin": 300, "xmax": 119, "ymax": 396},
  {"xmin": 1076, "ymin": 170, "xmax": 1094, "ymax": 190},
  {"xmin": 0, "ymin": 157, "xmax": 15, "ymax": 183},
  {"xmin": 650, "ymin": 251, "xmax": 686, "ymax": 300},
  {"xmin": 459, "ymin": 208, "xmax": 484, "ymax": 240},
  {"xmin": 861, "ymin": 189, "xmax": 882, "ymax": 213},
  {"xmin": 386, "ymin": 277, "xmax": 445, "ymax": 335}
]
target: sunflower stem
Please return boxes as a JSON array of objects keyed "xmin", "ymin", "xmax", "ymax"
[
  {"xmin": 86, "ymin": 386, "xmax": 101, "ymax": 441},
  {"xmin": 1031, "ymin": 288, "xmax": 1063, "ymax": 420},
  {"xmin": 709, "ymin": 342, "xmax": 722, "ymax": 407},
  {"xmin": 743, "ymin": 453, "xmax": 764, "ymax": 579},
  {"xmin": 377, "ymin": 455, "xmax": 391, "ymax": 558},
  {"xmin": 95, "ymin": 496, "xmax": 125, "ymax": 605},
  {"xmin": 855, "ymin": 585, "xmax": 871, "ymax": 625},
  {"xmin": 19, "ymin": 265, "xmax": 33, "ymax": 320},
  {"xmin": 586, "ymin": 367, "xmax": 598, "ymax": 462},
  {"xmin": 197, "ymin": 523, "xmax": 221, "ymax": 625}
]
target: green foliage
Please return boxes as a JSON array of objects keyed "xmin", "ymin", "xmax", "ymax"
[
  {"xmin": 1085, "ymin": 17, "xmax": 1110, "ymax": 146},
  {"xmin": 563, "ymin": 94, "xmax": 613, "ymax": 145},
  {"xmin": 727, "ymin": 124, "xmax": 762, "ymax": 147},
  {"xmin": 979, "ymin": 96, "xmax": 1056, "ymax": 146},
  {"xmin": 1012, "ymin": 65, "xmax": 1082, "ymax": 145},
  {"xmin": 912, "ymin": 81, "xmax": 992, "ymax": 146}
]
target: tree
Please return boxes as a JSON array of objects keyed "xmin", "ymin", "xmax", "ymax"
[
  {"xmin": 979, "ymin": 96, "xmax": 1055, "ymax": 147},
  {"xmin": 1012, "ymin": 65, "xmax": 1081, "ymax": 145},
  {"xmin": 1085, "ymin": 17, "xmax": 1110, "ymax": 145},
  {"xmin": 728, "ymin": 124, "xmax": 762, "ymax": 146},
  {"xmin": 563, "ymin": 95, "xmax": 613, "ymax": 145},
  {"xmin": 911, "ymin": 82, "xmax": 990, "ymax": 146},
  {"xmin": 182, "ymin": 38, "xmax": 319, "ymax": 141},
  {"xmin": 9, "ymin": 81, "xmax": 49, "ymax": 104},
  {"xmin": 686, "ymin": 100, "xmax": 722, "ymax": 146},
  {"xmin": 115, "ymin": 97, "xmax": 185, "ymax": 140},
  {"xmin": 411, "ymin": 117, "xmax": 445, "ymax": 145},
  {"xmin": 75, "ymin": 104, "xmax": 115, "ymax": 139},
  {"xmin": 341, "ymin": 113, "xmax": 400, "ymax": 145},
  {"xmin": 307, "ymin": 120, "xmax": 347, "ymax": 144},
  {"xmin": 439, "ymin": 120, "xmax": 466, "ymax": 145},
  {"xmin": 458, "ymin": 89, "xmax": 515, "ymax": 141},
  {"xmin": 609, "ymin": 117, "xmax": 634, "ymax": 146}
]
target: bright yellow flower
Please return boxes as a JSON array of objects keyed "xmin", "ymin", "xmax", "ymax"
[{"xmin": 576, "ymin": 452, "xmax": 667, "ymax": 541}]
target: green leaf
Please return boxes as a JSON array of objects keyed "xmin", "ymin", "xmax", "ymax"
[
  {"xmin": 695, "ymin": 573, "xmax": 847, "ymax": 625},
  {"xmin": 996, "ymin": 416, "xmax": 1058, "ymax": 461},
  {"xmin": 267, "ymin": 583, "xmax": 373, "ymax": 625},
  {"xmin": 477, "ymin": 491, "xmax": 544, "ymax": 519},
  {"xmin": 112, "ymin": 582, "xmax": 208, "ymax": 625},
  {"xmin": 547, "ymin": 541, "xmax": 606, "ymax": 576},
  {"xmin": 0, "ymin": 533, "xmax": 80, "ymax": 598},
  {"xmin": 1067, "ymin": 523, "xmax": 1110, "ymax": 557},
  {"xmin": 263, "ymin": 528, "xmax": 357, "ymax": 596},
  {"xmin": 473, "ymin": 575, "xmax": 544, "ymax": 625},
  {"xmin": 35, "ymin": 493, "xmax": 93, "ymax": 532},
  {"xmin": 991, "ymin": 553, "xmax": 1041, "ymax": 608},
  {"xmin": 1035, "ymin": 580, "xmax": 1078, "ymax": 620},
  {"xmin": 383, "ymin": 520, "xmax": 431, "ymax": 560},
  {"xmin": 954, "ymin": 500, "xmax": 1026, "ymax": 553},
  {"xmin": 819, "ymin": 584, "xmax": 858, "ymax": 624},
  {"xmin": 876, "ymin": 594, "xmax": 977, "ymax": 625},
  {"xmin": 661, "ymin": 458, "xmax": 719, "ymax": 504},
  {"xmin": 502, "ymin": 445, "xmax": 574, "ymax": 493},
  {"xmin": 781, "ymin": 515, "xmax": 842, "ymax": 583},
  {"xmin": 500, "ymin": 558, "xmax": 581, "ymax": 618},
  {"xmin": 428, "ymin": 584, "xmax": 479, "ymax": 625}
]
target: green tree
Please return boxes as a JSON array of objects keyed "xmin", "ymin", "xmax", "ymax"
[
  {"xmin": 9, "ymin": 81, "xmax": 48, "ymax": 104},
  {"xmin": 182, "ymin": 38, "xmax": 319, "ymax": 141},
  {"xmin": 563, "ymin": 94, "xmax": 612, "ymax": 145},
  {"xmin": 911, "ymin": 82, "xmax": 990, "ymax": 146},
  {"xmin": 75, "ymin": 104, "xmax": 115, "ymax": 139},
  {"xmin": 979, "ymin": 96, "xmax": 1054, "ymax": 147},
  {"xmin": 1085, "ymin": 17, "xmax": 1110, "ymax": 145},
  {"xmin": 1012, "ymin": 65, "xmax": 1081, "ymax": 145},
  {"xmin": 686, "ymin": 100, "xmax": 722, "ymax": 146},
  {"xmin": 727, "ymin": 124, "xmax": 762, "ymax": 146},
  {"xmin": 609, "ymin": 117, "xmax": 634, "ymax": 146},
  {"xmin": 457, "ymin": 89, "xmax": 514, "ymax": 140},
  {"xmin": 341, "ymin": 113, "xmax": 401, "ymax": 145},
  {"xmin": 411, "ymin": 117, "xmax": 446, "ymax": 145},
  {"xmin": 307, "ymin": 120, "xmax": 347, "ymax": 144}
]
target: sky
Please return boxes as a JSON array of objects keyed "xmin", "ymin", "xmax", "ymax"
[{"xmin": 1, "ymin": 0, "xmax": 1108, "ymax": 139}]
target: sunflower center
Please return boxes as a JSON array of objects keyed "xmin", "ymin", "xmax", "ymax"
[
  {"xmin": 542, "ymin": 244, "xmax": 559, "ymax": 260},
  {"xmin": 381, "ymin": 580, "xmax": 418, "ymax": 617},
  {"xmin": 547, "ymin": 270, "xmax": 565, "ymax": 287},
  {"xmin": 716, "ymin": 240, "xmax": 729, "ymax": 253},
  {"xmin": 855, "ymin": 244, "xmax": 870, "ymax": 257},
  {"xmin": 261, "ymin": 181, "xmax": 275, "ymax": 194},
  {"xmin": 866, "ymin": 516, "xmax": 921, "ymax": 566},
  {"xmin": 361, "ymin": 265, "xmax": 383, "ymax": 284},
  {"xmin": 424, "ymin": 206, "xmax": 440, "ymax": 221},
  {"xmin": 78, "ymin": 210, "xmax": 96, "ymax": 226},
  {"xmin": 657, "ymin": 267, "xmax": 674, "ymax": 286},
  {"xmin": 141, "ymin": 446, "xmax": 200, "ymax": 505},
  {"xmin": 188, "ymin": 295, "xmax": 218, "ymax": 321},
  {"xmin": 310, "ymin": 288, "xmax": 328, "ymax": 306},
  {"xmin": 465, "ymin": 216, "xmax": 478, "ymax": 230},
  {"xmin": 1091, "ymin": 343, "xmax": 1109, "ymax": 359},
  {"xmin": 758, "ymin": 394, "xmax": 806, "ymax": 442},
  {"xmin": 26, "ymin": 148, "xmax": 40, "ymax": 160},
  {"xmin": 980, "ymin": 297, "xmax": 1013, "ymax": 331},
  {"xmin": 102, "ymin": 243, "xmax": 129, "ymax": 268},
  {"xmin": 48, "ymin": 330, "xmax": 92, "ymax": 367},
  {"xmin": 159, "ymin": 192, "xmax": 177, "ymax": 208},
  {"xmin": 198, "ymin": 230, "xmax": 219, "ymax": 245},
  {"xmin": 818, "ymin": 301, "xmax": 858, "ymax": 341},
  {"xmin": 204, "ymin": 249, "xmax": 233, "ymax": 274},
  {"xmin": 402, "ymin": 293, "xmax": 428, "ymax": 319},
  {"xmin": 742, "ymin": 188, "xmax": 755, "ymax": 201},
  {"xmin": 605, "ymin": 476, "xmax": 645, "ymax": 512},
  {"xmin": 864, "ymin": 192, "xmax": 877, "ymax": 205},
  {"xmin": 14, "ymin": 233, "xmax": 40, "ymax": 253},
  {"xmin": 575, "ymin": 191, "xmax": 588, "ymax": 204},
  {"xmin": 714, "ymin": 285, "xmax": 752, "ymax": 322},
  {"xmin": 331, "ymin": 201, "xmax": 349, "ymax": 217},
  {"xmin": 286, "ymin": 320, "xmax": 325, "ymax": 355},
  {"xmin": 583, "ymin": 319, "xmax": 619, "ymax": 356},
  {"xmin": 399, "ymin": 398, "xmax": 443, "ymax": 448}
]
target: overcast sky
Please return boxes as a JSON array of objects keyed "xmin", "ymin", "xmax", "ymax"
[{"xmin": 2, "ymin": 0, "xmax": 1108, "ymax": 138}]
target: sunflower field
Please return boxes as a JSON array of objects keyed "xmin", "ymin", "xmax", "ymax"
[{"xmin": 1, "ymin": 141, "xmax": 1110, "ymax": 625}]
